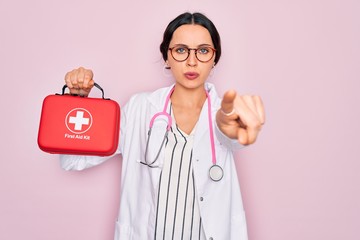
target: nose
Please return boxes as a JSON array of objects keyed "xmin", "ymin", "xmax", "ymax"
[{"xmin": 186, "ymin": 49, "xmax": 198, "ymax": 67}]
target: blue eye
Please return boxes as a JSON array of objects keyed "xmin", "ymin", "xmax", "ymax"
[
  {"xmin": 198, "ymin": 48, "xmax": 209, "ymax": 54},
  {"xmin": 175, "ymin": 47, "xmax": 187, "ymax": 54}
]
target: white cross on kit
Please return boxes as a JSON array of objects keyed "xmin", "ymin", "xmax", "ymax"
[{"xmin": 68, "ymin": 111, "xmax": 89, "ymax": 131}]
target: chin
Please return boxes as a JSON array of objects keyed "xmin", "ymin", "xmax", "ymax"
[{"xmin": 176, "ymin": 81, "xmax": 206, "ymax": 90}]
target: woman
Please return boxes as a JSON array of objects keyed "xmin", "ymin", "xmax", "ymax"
[{"xmin": 61, "ymin": 12, "xmax": 265, "ymax": 240}]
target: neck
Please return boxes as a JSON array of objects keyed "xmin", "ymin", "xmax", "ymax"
[{"xmin": 171, "ymin": 84, "xmax": 207, "ymax": 108}]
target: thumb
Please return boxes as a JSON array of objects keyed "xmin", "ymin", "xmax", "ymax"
[{"xmin": 221, "ymin": 90, "xmax": 236, "ymax": 115}]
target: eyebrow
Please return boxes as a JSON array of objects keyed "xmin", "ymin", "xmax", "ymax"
[{"xmin": 172, "ymin": 43, "xmax": 213, "ymax": 48}]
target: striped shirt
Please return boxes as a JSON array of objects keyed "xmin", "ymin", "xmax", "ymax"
[{"xmin": 154, "ymin": 105, "xmax": 206, "ymax": 240}]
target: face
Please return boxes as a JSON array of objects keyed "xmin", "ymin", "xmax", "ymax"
[{"xmin": 167, "ymin": 24, "xmax": 216, "ymax": 91}]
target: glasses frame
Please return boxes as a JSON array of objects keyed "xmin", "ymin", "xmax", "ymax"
[{"xmin": 168, "ymin": 45, "xmax": 216, "ymax": 63}]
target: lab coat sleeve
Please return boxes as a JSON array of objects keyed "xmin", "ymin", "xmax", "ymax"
[
  {"xmin": 59, "ymin": 150, "xmax": 120, "ymax": 171},
  {"xmin": 215, "ymin": 121, "xmax": 245, "ymax": 151},
  {"xmin": 59, "ymin": 102, "xmax": 126, "ymax": 171}
]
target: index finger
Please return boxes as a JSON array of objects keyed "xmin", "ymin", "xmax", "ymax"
[{"xmin": 221, "ymin": 90, "xmax": 237, "ymax": 115}]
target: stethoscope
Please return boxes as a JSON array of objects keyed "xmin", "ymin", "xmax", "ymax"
[{"xmin": 141, "ymin": 86, "xmax": 224, "ymax": 182}]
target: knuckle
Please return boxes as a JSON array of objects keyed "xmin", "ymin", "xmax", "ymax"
[
  {"xmin": 241, "ymin": 94, "xmax": 251, "ymax": 100},
  {"xmin": 248, "ymin": 118, "xmax": 262, "ymax": 130},
  {"xmin": 84, "ymin": 74, "xmax": 92, "ymax": 80}
]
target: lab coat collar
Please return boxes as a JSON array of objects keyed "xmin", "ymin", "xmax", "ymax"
[
  {"xmin": 146, "ymin": 82, "xmax": 220, "ymax": 149},
  {"xmin": 146, "ymin": 83, "xmax": 175, "ymax": 111}
]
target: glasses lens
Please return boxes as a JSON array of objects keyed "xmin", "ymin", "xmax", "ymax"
[
  {"xmin": 196, "ymin": 47, "xmax": 214, "ymax": 62},
  {"xmin": 171, "ymin": 47, "xmax": 188, "ymax": 61},
  {"xmin": 170, "ymin": 46, "xmax": 215, "ymax": 62}
]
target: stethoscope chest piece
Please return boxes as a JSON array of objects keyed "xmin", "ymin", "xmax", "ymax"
[{"xmin": 209, "ymin": 164, "xmax": 223, "ymax": 182}]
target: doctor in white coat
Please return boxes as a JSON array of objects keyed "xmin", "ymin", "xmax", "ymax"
[{"xmin": 60, "ymin": 12, "xmax": 265, "ymax": 240}]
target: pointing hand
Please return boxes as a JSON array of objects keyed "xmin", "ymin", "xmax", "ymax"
[{"xmin": 216, "ymin": 90, "xmax": 265, "ymax": 145}]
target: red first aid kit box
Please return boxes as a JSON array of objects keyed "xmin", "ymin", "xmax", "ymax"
[{"xmin": 38, "ymin": 83, "xmax": 120, "ymax": 156}]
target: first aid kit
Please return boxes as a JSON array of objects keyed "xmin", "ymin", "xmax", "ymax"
[{"xmin": 38, "ymin": 83, "xmax": 120, "ymax": 156}]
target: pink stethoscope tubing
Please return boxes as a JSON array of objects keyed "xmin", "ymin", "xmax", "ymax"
[{"xmin": 144, "ymin": 86, "xmax": 223, "ymax": 181}]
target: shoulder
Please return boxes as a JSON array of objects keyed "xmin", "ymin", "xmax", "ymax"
[
  {"xmin": 121, "ymin": 92, "xmax": 149, "ymax": 118},
  {"xmin": 123, "ymin": 85, "xmax": 174, "ymax": 113}
]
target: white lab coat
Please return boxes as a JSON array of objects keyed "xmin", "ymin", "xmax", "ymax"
[{"xmin": 60, "ymin": 83, "xmax": 248, "ymax": 240}]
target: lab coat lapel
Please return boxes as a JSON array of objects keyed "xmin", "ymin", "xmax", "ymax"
[
  {"xmin": 193, "ymin": 83, "xmax": 218, "ymax": 151},
  {"xmin": 192, "ymin": 84, "xmax": 220, "ymax": 190},
  {"xmin": 193, "ymin": 100, "xmax": 211, "ymax": 151}
]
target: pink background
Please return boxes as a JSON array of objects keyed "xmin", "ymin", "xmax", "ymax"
[{"xmin": 1, "ymin": 0, "xmax": 359, "ymax": 239}]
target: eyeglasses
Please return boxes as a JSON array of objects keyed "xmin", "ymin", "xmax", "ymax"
[{"xmin": 168, "ymin": 45, "xmax": 216, "ymax": 63}]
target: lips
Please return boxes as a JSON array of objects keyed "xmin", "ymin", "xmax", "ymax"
[{"xmin": 184, "ymin": 72, "xmax": 199, "ymax": 80}]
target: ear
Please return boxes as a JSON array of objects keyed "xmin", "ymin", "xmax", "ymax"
[{"xmin": 165, "ymin": 61, "xmax": 171, "ymax": 69}]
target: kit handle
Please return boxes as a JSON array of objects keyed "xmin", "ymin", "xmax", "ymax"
[{"xmin": 60, "ymin": 82, "xmax": 109, "ymax": 100}]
